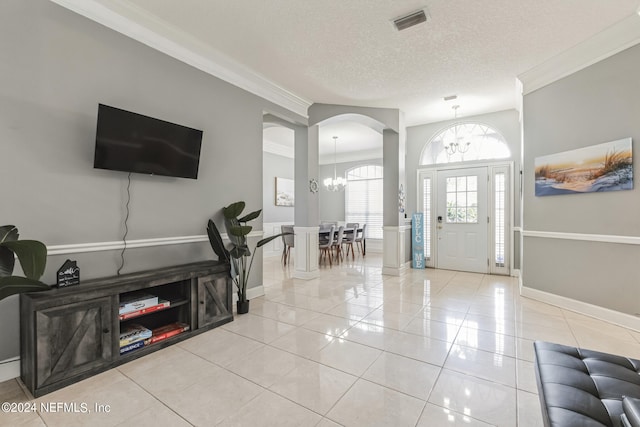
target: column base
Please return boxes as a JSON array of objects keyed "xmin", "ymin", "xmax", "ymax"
[
  {"xmin": 292, "ymin": 226, "xmax": 320, "ymax": 280},
  {"xmin": 382, "ymin": 226, "xmax": 408, "ymax": 276}
]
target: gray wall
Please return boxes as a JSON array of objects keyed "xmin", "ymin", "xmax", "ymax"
[
  {"xmin": 319, "ymin": 158, "xmax": 383, "ymax": 223},
  {"xmin": 522, "ymin": 43, "xmax": 640, "ymax": 314},
  {"xmin": 0, "ymin": 0, "xmax": 304, "ymax": 361},
  {"xmin": 406, "ymin": 110, "xmax": 522, "ymax": 269},
  {"xmin": 263, "ymin": 152, "xmax": 295, "ymax": 223}
]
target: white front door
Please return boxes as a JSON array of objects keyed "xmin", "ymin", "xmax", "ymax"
[{"xmin": 436, "ymin": 167, "xmax": 488, "ymax": 273}]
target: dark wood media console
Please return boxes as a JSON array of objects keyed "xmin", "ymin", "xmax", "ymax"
[{"xmin": 20, "ymin": 261, "xmax": 233, "ymax": 397}]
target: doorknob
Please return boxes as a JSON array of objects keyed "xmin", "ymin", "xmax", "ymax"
[{"xmin": 437, "ymin": 215, "xmax": 443, "ymax": 230}]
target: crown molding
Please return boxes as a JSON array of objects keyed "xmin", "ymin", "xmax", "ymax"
[
  {"xmin": 263, "ymin": 141, "xmax": 294, "ymax": 159},
  {"xmin": 319, "ymin": 148, "xmax": 383, "ymax": 165},
  {"xmin": 49, "ymin": 0, "xmax": 311, "ymax": 118},
  {"xmin": 518, "ymin": 13, "xmax": 640, "ymax": 95}
]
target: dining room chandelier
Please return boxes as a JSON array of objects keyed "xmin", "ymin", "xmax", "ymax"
[
  {"xmin": 324, "ymin": 136, "xmax": 347, "ymax": 192},
  {"xmin": 444, "ymin": 105, "xmax": 471, "ymax": 156}
]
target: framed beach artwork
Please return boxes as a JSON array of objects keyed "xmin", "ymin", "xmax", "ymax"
[
  {"xmin": 275, "ymin": 177, "xmax": 294, "ymax": 206},
  {"xmin": 535, "ymin": 138, "xmax": 633, "ymax": 196}
]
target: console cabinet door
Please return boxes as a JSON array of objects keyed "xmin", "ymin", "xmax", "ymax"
[
  {"xmin": 35, "ymin": 297, "xmax": 113, "ymax": 388},
  {"xmin": 197, "ymin": 274, "xmax": 231, "ymax": 328}
]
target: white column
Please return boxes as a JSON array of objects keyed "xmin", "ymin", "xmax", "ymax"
[
  {"xmin": 382, "ymin": 226, "xmax": 409, "ymax": 276},
  {"xmin": 293, "ymin": 226, "xmax": 320, "ymax": 280}
]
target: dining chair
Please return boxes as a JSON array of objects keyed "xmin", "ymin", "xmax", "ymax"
[
  {"xmin": 319, "ymin": 225, "xmax": 335, "ymax": 266},
  {"xmin": 281, "ymin": 225, "xmax": 294, "ymax": 265},
  {"xmin": 332, "ymin": 226, "xmax": 345, "ymax": 262},
  {"xmin": 343, "ymin": 223, "xmax": 357, "ymax": 259},
  {"xmin": 355, "ymin": 223, "xmax": 367, "ymax": 255}
]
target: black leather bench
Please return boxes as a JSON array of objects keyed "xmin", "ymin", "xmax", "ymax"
[{"xmin": 534, "ymin": 341, "xmax": 640, "ymax": 427}]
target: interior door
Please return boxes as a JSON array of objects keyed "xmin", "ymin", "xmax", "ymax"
[{"xmin": 436, "ymin": 167, "xmax": 488, "ymax": 273}]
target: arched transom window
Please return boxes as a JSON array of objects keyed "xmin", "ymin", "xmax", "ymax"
[{"xmin": 420, "ymin": 123, "xmax": 510, "ymax": 165}]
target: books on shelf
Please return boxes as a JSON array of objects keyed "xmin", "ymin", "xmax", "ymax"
[
  {"xmin": 119, "ymin": 324, "xmax": 152, "ymax": 347},
  {"xmin": 119, "ymin": 292, "xmax": 159, "ymax": 315},
  {"xmin": 119, "ymin": 340, "xmax": 145, "ymax": 355},
  {"xmin": 119, "ymin": 322, "xmax": 191, "ymax": 356},
  {"xmin": 119, "ymin": 299, "xmax": 170, "ymax": 320},
  {"xmin": 148, "ymin": 322, "xmax": 190, "ymax": 345}
]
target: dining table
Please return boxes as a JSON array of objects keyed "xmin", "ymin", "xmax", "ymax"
[{"xmin": 318, "ymin": 226, "xmax": 365, "ymax": 256}]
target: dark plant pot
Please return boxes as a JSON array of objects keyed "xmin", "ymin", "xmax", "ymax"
[{"xmin": 237, "ymin": 300, "xmax": 250, "ymax": 314}]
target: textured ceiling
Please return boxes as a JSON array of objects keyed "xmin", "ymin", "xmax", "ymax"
[{"xmin": 84, "ymin": 0, "xmax": 639, "ymax": 156}]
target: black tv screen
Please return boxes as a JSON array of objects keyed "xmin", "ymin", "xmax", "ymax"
[{"xmin": 94, "ymin": 104, "xmax": 203, "ymax": 179}]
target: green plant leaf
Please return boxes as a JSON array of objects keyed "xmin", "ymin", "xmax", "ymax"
[
  {"xmin": 1, "ymin": 240, "xmax": 47, "ymax": 280},
  {"xmin": 257, "ymin": 232, "xmax": 291, "ymax": 248},
  {"xmin": 206, "ymin": 220, "xmax": 229, "ymax": 263},
  {"xmin": 238, "ymin": 210, "xmax": 261, "ymax": 223},
  {"xmin": 0, "ymin": 276, "xmax": 50, "ymax": 301},
  {"xmin": 230, "ymin": 245, "xmax": 251, "ymax": 259},
  {"xmin": 230, "ymin": 225, "xmax": 252, "ymax": 237},
  {"xmin": 0, "ymin": 246, "xmax": 15, "ymax": 278},
  {"xmin": 223, "ymin": 201, "xmax": 245, "ymax": 219},
  {"xmin": 0, "ymin": 225, "xmax": 18, "ymax": 243}
]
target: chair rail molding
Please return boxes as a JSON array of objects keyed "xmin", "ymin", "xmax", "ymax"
[
  {"xmin": 46, "ymin": 231, "xmax": 265, "ymax": 256},
  {"xmin": 522, "ymin": 230, "xmax": 640, "ymax": 246}
]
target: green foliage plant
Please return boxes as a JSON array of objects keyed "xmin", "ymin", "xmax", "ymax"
[
  {"xmin": 0, "ymin": 225, "xmax": 50, "ymax": 301},
  {"xmin": 207, "ymin": 202, "xmax": 290, "ymax": 303}
]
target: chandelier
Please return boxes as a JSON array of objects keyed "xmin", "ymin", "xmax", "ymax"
[
  {"xmin": 324, "ymin": 136, "xmax": 347, "ymax": 192},
  {"xmin": 444, "ymin": 105, "xmax": 471, "ymax": 156}
]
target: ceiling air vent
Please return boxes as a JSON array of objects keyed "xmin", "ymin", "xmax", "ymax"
[{"xmin": 393, "ymin": 10, "xmax": 427, "ymax": 31}]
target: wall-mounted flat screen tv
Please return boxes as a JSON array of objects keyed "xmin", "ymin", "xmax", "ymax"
[{"xmin": 94, "ymin": 104, "xmax": 203, "ymax": 179}]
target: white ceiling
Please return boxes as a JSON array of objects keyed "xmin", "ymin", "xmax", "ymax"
[{"xmin": 56, "ymin": 0, "xmax": 640, "ymax": 158}]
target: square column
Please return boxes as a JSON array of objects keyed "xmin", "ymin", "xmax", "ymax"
[
  {"xmin": 293, "ymin": 124, "xmax": 320, "ymax": 280},
  {"xmin": 293, "ymin": 226, "xmax": 320, "ymax": 280},
  {"xmin": 382, "ymin": 226, "xmax": 408, "ymax": 276}
]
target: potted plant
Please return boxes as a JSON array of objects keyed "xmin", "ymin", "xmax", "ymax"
[
  {"xmin": 207, "ymin": 201, "xmax": 290, "ymax": 314},
  {"xmin": 0, "ymin": 225, "xmax": 50, "ymax": 300}
]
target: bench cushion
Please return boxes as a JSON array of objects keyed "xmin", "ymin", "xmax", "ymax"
[{"xmin": 534, "ymin": 341, "xmax": 640, "ymax": 427}]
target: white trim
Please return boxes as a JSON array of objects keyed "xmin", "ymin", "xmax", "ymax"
[
  {"xmin": 49, "ymin": 0, "xmax": 311, "ymax": 118},
  {"xmin": 522, "ymin": 230, "xmax": 640, "ymax": 246},
  {"xmin": 46, "ymin": 231, "xmax": 265, "ymax": 256},
  {"xmin": 512, "ymin": 268, "xmax": 520, "ymax": 278},
  {"xmin": 292, "ymin": 226, "xmax": 320, "ymax": 280},
  {"xmin": 232, "ymin": 285, "xmax": 265, "ymax": 303},
  {"xmin": 382, "ymin": 265, "xmax": 408, "ymax": 276},
  {"xmin": 0, "ymin": 357, "xmax": 20, "ymax": 382},
  {"xmin": 521, "ymin": 286, "xmax": 640, "ymax": 332},
  {"xmin": 518, "ymin": 13, "xmax": 640, "ymax": 95},
  {"xmin": 319, "ymin": 149, "xmax": 383, "ymax": 165},
  {"xmin": 263, "ymin": 141, "xmax": 294, "ymax": 159},
  {"xmin": 382, "ymin": 226, "xmax": 407, "ymax": 231}
]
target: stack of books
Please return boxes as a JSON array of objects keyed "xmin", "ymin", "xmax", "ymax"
[
  {"xmin": 119, "ymin": 292, "xmax": 171, "ymax": 320},
  {"xmin": 119, "ymin": 324, "xmax": 152, "ymax": 355},
  {"xmin": 119, "ymin": 322, "xmax": 190, "ymax": 355}
]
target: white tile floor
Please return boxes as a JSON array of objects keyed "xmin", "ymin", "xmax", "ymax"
[{"xmin": 3, "ymin": 253, "xmax": 640, "ymax": 426}]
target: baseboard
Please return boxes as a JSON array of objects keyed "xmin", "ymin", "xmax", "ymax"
[
  {"xmin": 292, "ymin": 270, "xmax": 320, "ymax": 280},
  {"xmin": 518, "ymin": 273, "xmax": 523, "ymax": 293},
  {"xmin": 521, "ymin": 286, "xmax": 640, "ymax": 332},
  {"xmin": 231, "ymin": 285, "xmax": 265, "ymax": 303},
  {"xmin": 0, "ymin": 357, "xmax": 20, "ymax": 382},
  {"xmin": 512, "ymin": 269, "xmax": 521, "ymax": 278}
]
